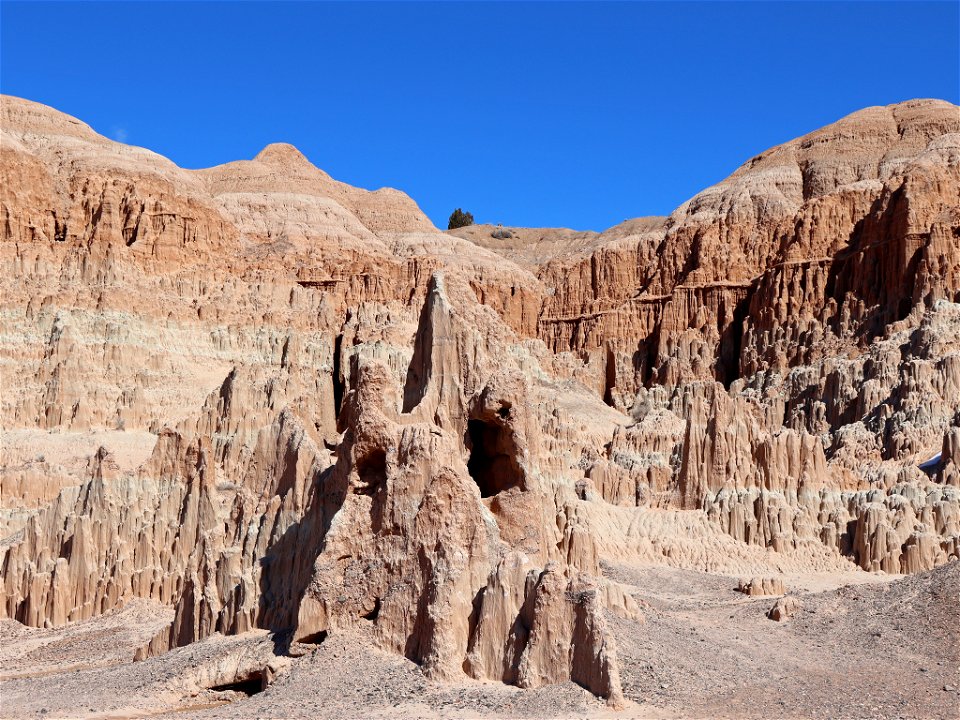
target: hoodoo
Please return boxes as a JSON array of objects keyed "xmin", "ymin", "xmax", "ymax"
[{"xmin": 1, "ymin": 94, "xmax": 958, "ymax": 718}]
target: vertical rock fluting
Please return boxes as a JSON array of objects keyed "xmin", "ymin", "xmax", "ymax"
[
  {"xmin": 291, "ymin": 273, "xmax": 622, "ymax": 699},
  {"xmin": 2, "ymin": 94, "xmax": 960, "ymax": 705},
  {"xmin": 541, "ymin": 101, "xmax": 960, "ymax": 572},
  {"xmin": 0, "ymin": 253, "xmax": 625, "ymax": 700},
  {"xmin": 1, "ymin": 364, "xmax": 332, "ymax": 633}
]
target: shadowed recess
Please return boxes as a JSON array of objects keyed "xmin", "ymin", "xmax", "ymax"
[{"xmin": 466, "ymin": 418, "xmax": 524, "ymax": 498}]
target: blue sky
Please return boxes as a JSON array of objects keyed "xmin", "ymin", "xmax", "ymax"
[{"xmin": 2, "ymin": 2, "xmax": 958, "ymax": 231}]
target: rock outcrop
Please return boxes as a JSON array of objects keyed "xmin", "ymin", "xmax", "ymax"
[
  {"xmin": 1, "ymin": 94, "xmax": 959, "ymax": 704},
  {"xmin": 767, "ymin": 595, "xmax": 802, "ymax": 621},
  {"xmin": 737, "ymin": 577, "xmax": 785, "ymax": 596}
]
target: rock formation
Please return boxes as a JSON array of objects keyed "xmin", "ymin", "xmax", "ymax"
[
  {"xmin": 1, "ymin": 94, "xmax": 958, "ymax": 705},
  {"xmin": 767, "ymin": 595, "xmax": 802, "ymax": 621},
  {"xmin": 737, "ymin": 577, "xmax": 785, "ymax": 596}
]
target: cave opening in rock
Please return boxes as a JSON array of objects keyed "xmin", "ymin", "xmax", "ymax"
[
  {"xmin": 361, "ymin": 597, "xmax": 381, "ymax": 621},
  {"xmin": 298, "ymin": 629, "xmax": 328, "ymax": 645},
  {"xmin": 603, "ymin": 347, "xmax": 617, "ymax": 407},
  {"xmin": 356, "ymin": 448, "xmax": 387, "ymax": 495},
  {"xmin": 466, "ymin": 418, "xmax": 524, "ymax": 498},
  {"xmin": 210, "ymin": 670, "xmax": 265, "ymax": 696}
]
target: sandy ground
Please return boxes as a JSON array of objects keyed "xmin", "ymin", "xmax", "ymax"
[
  {"xmin": 607, "ymin": 564, "xmax": 960, "ymax": 719},
  {"xmin": 1, "ymin": 564, "xmax": 957, "ymax": 720},
  {"xmin": 0, "ymin": 599, "xmax": 172, "ymax": 683}
]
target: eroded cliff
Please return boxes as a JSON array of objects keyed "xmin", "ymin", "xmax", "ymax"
[{"xmin": 1, "ymin": 95, "xmax": 958, "ymax": 702}]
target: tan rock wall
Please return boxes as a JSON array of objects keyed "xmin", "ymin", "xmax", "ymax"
[{"xmin": 2, "ymin": 94, "xmax": 959, "ymax": 703}]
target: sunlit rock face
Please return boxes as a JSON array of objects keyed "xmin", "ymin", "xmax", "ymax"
[{"xmin": 1, "ymin": 94, "xmax": 958, "ymax": 702}]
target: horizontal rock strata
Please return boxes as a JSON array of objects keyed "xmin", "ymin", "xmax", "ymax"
[{"xmin": 1, "ymin": 94, "xmax": 958, "ymax": 702}]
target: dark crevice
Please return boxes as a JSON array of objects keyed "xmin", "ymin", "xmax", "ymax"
[
  {"xmin": 210, "ymin": 671, "xmax": 265, "ymax": 696},
  {"xmin": 643, "ymin": 324, "xmax": 664, "ymax": 387},
  {"xmin": 297, "ymin": 278, "xmax": 342, "ymax": 289},
  {"xmin": 719, "ymin": 290, "xmax": 752, "ymax": 389},
  {"xmin": 298, "ymin": 629, "xmax": 328, "ymax": 645},
  {"xmin": 637, "ymin": 337, "xmax": 654, "ymax": 387},
  {"xmin": 355, "ymin": 448, "xmax": 387, "ymax": 495},
  {"xmin": 466, "ymin": 418, "xmax": 524, "ymax": 498},
  {"xmin": 897, "ymin": 296, "xmax": 912, "ymax": 321},
  {"xmin": 843, "ymin": 519, "xmax": 858, "ymax": 558},
  {"xmin": 124, "ymin": 214, "xmax": 141, "ymax": 246},
  {"xmin": 361, "ymin": 597, "xmax": 381, "ymax": 621},
  {"xmin": 402, "ymin": 284, "xmax": 436, "ymax": 413},
  {"xmin": 53, "ymin": 213, "xmax": 67, "ymax": 242},
  {"xmin": 332, "ymin": 333, "xmax": 344, "ymax": 422},
  {"xmin": 58, "ymin": 536, "xmax": 73, "ymax": 559},
  {"xmin": 602, "ymin": 346, "xmax": 617, "ymax": 407}
]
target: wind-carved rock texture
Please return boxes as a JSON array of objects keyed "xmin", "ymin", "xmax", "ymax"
[{"xmin": 1, "ymin": 94, "xmax": 958, "ymax": 705}]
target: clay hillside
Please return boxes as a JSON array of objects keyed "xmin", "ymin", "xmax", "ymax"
[{"xmin": 1, "ymin": 94, "xmax": 958, "ymax": 719}]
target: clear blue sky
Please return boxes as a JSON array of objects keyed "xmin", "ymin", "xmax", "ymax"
[{"xmin": 2, "ymin": 2, "xmax": 958, "ymax": 231}]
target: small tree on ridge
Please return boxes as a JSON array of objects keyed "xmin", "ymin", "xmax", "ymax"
[{"xmin": 447, "ymin": 208, "xmax": 474, "ymax": 230}]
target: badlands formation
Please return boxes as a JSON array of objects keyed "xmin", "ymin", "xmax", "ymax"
[{"xmin": 1, "ymin": 95, "xmax": 959, "ymax": 719}]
